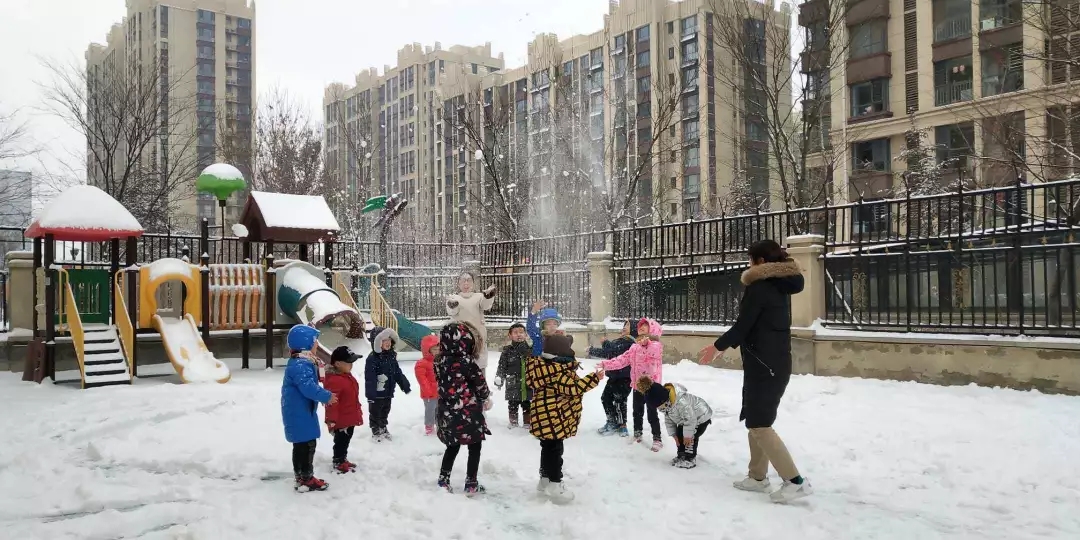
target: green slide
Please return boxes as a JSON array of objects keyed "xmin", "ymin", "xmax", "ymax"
[{"xmin": 393, "ymin": 309, "xmax": 434, "ymax": 352}]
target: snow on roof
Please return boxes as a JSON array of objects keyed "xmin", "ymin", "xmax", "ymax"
[
  {"xmin": 31, "ymin": 185, "xmax": 142, "ymax": 235},
  {"xmin": 147, "ymin": 258, "xmax": 194, "ymax": 282},
  {"xmin": 250, "ymin": 191, "xmax": 340, "ymax": 231},
  {"xmin": 201, "ymin": 163, "xmax": 245, "ymax": 180}
]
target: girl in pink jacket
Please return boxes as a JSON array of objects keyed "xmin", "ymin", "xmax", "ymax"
[{"xmin": 600, "ymin": 318, "xmax": 665, "ymax": 451}]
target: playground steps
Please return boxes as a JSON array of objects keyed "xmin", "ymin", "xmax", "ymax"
[{"xmin": 81, "ymin": 324, "xmax": 131, "ymax": 389}]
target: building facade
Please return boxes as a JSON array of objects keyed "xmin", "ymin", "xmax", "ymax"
[
  {"xmin": 86, "ymin": 0, "xmax": 255, "ymax": 230},
  {"xmin": 325, "ymin": 0, "xmax": 791, "ymax": 241}
]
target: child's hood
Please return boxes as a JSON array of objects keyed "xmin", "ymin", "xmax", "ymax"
[
  {"xmin": 368, "ymin": 326, "xmax": 400, "ymax": 353},
  {"xmin": 640, "ymin": 318, "xmax": 663, "ymax": 338},
  {"xmin": 419, "ymin": 334, "xmax": 440, "ymax": 362}
]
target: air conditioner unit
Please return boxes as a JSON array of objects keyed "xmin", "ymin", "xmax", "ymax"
[{"xmin": 981, "ymin": 18, "xmax": 999, "ymax": 31}]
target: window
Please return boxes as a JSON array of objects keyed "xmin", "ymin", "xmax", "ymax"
[
  {"xmin": 747, "ymin": 120, "xmax": 767, "ymax": 141},
  {"xmin": 852, "ymin": 139, "xmax": 890, "ymax": 172},
  {"xmin": 563, "ymin": 61, "xmax": 574, "ymax": 77},
  {"xmin": 636, "ymin": 25, "xmax": 650, "ymax": 42},
  {"xmin": 682, "ymin": 93, "xmax": 699, "ymax": 116},
  {"xmin": 637, "ymin": 50, "xmax": 650, "ymax": 67},
  {"xmin": 667, "ymin": 21, "xmax": 674, "ymax": 34},
  {"xmin": 668, "ymin": 47, "xmax": 675, "ymax": 60},
  {"xmin": 614, "ymin": 55, "xmax": 627, "ymax": 76},
  {"xmin": 684, "ymin": 174, "xmax": 700, "ymax": 195},
  {"xmin": 980, "ymin": 0, "xmax": 1023, "ymax": 30},
  {"xmin": 935, "ymin": 123, "xmax": 975, "ymax": 169},
  {"xmin": 933, "ymin": 56, "xmax": 973, "ymax": 106},
  {"xmin": 683, "ymin": 120, "xmax": 699, "ymax": 141},
  {"xmin": 670, "ymin": 177, "xmax": 677, "ymax": 189},
  {"xmin": 850, "ymin": 79, "xmax": 889, "ymax": 117},
  {"xmin": 532, "ymin": 70, "xmax": 550, "ymax": 88},
  {"xmin": 805, "ymin": 21, "xmax": 828, "ymax": 50},
  {"xmin": 686, "ymin": 198, "xmax": 701, "ymax": 217},
  {"xmin": 681, "ymin": 41, "xmax": 699, "ymax": 63},
  {"xmin": 160, "ymin": 5, "xmax": 168, "ymax": 38},
  {"xmin": 197, "ymin": 9, "xmax": 214, "ymax": 23},
  {"xmin": 982, "ymin": 45, "xmax": 1023, "ymax": 96},
  {"xmin": 682, "ymin": 66, "xmax": 698, "ymax": 89},
  {"xmin": 850, "ymin": 21, "xmax": 886, "ymax": 59},
  {"xmin": 681, "ymin": 16, "xmax": 698, "ymax": 37},
  {"xmin": 637, "ymin": 75, "xmax": 651, "ymax": 93},
  {"xmin": 933, "ymin": 0, "xmax": 971, "ymax": 43},
  {"xmin": 854, "ymin": 199, "xmax": 889, "ymax": 233},
  {"xmin": 638, "ymin": 125, "xmax": 652, "ymax": 147},
  {"xmin": 684, "ymin": 146, "xmax": 700, "ymax": 168},
  {"xmin": 614, "ymin": 35, "xmax": 626, "ymax": 51},
  {"xmin": 591, "ymin": 48, "xmax": 603, "ymax": 67}
]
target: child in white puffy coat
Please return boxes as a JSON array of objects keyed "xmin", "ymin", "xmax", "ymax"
[{"xmin": 637, "ymin": 375, "xmax": 713, "ymax": 469}]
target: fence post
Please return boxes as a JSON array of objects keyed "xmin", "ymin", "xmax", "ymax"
[
  {"xmin": 586, "ymin": 251, "xmax": 614, "ymax": 335},
  {"xmin": 265, "ymin": 253, "xmax": 276, "ymax": 369},
  {"xmin": 5, "ymin": 251, "xmax": 35, "ymax": 333},
  {"xmin": 200, "ymin": 253, "xmax": 211, "ymax": 341},
  {"xmin": 786, "ymin": 234, "xmax": 825, "ymax": 328}
]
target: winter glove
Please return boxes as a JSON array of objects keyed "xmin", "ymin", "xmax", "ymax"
[
  {"xmin": 494, "ymin": 376, "xmax": 504, "ymax": 388},
  {"xmin": 447, "ymin": 300, "xmax": 459, "ymax": 309},
  {"xmin": 483, "ymin": 399, "xmax": 493, "ymax": 411},
  {"xmin": 483, "ymin": 285, "xmax": 496, "ymax": 298}
]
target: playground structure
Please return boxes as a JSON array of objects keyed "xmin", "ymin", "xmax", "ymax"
[{"xmin": 24, "ymin": 184, "xmax": 433, "ymax": 389}]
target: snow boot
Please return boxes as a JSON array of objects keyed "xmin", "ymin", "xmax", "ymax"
[
  {"xmin": 670, "ymin": 452, "xmax": 688, "ymax": 466},
  {"xmin": 536, "ymin": 477, "xmax": 551, "ymax": 493},
  {"xmin": 522, "ymin": 422, "xmax": 531, "ymax": 431},
  {"xmin": 508, "ymin": 420, "xmax": 520, "ymax": 429},
  {"xmin": 629, "ymin": 430, "xmax": 643, "ymax": 444},
  {"xmin": 617, "ymin": 426, "xmax": 629, "ymax": 437},
  {"xmin": 463, "ymin": 479, "xmax": 486, "ymax": 496},
  {"xmin": 733, "ymin": 476, "xmax": 772, "ymax": 493},
  {"xmin": 770, "ymin": 478, "xmax": 813, "ymax": 504},
  {"xmin": 650, "ymin": 439, "xmax": 663, "ymax": 452},
  {"xmin": 544, "ymin": 481, "xmax": 575, "ymax": 504},
  {"xmin": 295, "ymin": 476, "xmax": 329, "ymax": 492},
  {"xmin": 437, "ymin": 473, "xmax": 453, "ymax": 493},
  {"xmin": 332, "ymin": 461, "xmax": 355, "ymax": 474},
  {"xmin": 424, "ymin": 425, "xmax": 434, "ymax": 436},
  {"xmin": 675, "ymin": 457, "xmax": 697, "ymax": 469},
  {"xmin": 597, "ymin": 421, "xmax": 616, "ymax": 436},
  {"xmin": 381, "ymin": 431, "xmax": 393, "ymax": 442}
]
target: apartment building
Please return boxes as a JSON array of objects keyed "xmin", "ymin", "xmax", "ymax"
[
  {"xmin": 86, "ymin": 0, "xmax": 255, "ymax": 230},
  {"xmin": 801, "ymin": 0, "xmax": 1080, "ymax": 211},
  {"xmin": 325, "ymin": 0, "xmax": 791, "ymax": 241}
]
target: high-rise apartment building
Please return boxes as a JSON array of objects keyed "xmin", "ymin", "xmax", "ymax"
[
  {"xmin": 325, "ymin": 0, "xmax": 791, "ymax": 241},
  {"xmin": 86, "ymin": 0, "xmax": 255, "ymax": 230},
  {"xmin": 800, "ymin": 0, "xmax": 1080, "ymax": 211}
]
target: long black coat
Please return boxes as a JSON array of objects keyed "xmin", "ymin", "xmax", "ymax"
[
  {"xmin": 436, "ymin": 353, "xmax": 491, "ymax": 445},
  {"xmin": 714, "ymin": 259, "xmax": 804, "ymax": 429}
]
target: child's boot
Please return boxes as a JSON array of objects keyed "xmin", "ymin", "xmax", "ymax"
[
  {"xmin": 596, "ymin": 421, "xmax": 615, "ymax": 435},
  {"xmin": 295, "ymin": 476, "xmax": 329, "ymax": 492},
  {"xmin": 509, "ymin": 409, "xmax": 519, "ymax": 429},
  {"xmin": 543, "ymin": 481, "xmax": 575, "ymax": 504},
  {"xmin": 630, "ymin": 430, "xmax": 643, "ymax": 444},
  {"xmin": 333, "ymin": 461, "xmax": 353, "ymax": 474},
  {"xmin": 424, "ymin": 425, "xmax": 434, "ymax": 436},
  {"xmin": 463, "ymin": 478, "xmax": 486, "ymax": 496},
  {"xmin": 617, "ymin": 425, "xmax": 629, "ymax": 437},
  {"xmin": 437, "ymin": 472, "xmax": 453, "ymax": 493},
  {"xmin": 650, "ymin": 438, "xmax": 663, "ymax": 452},
  {"xmin": 675, "ymin": 456, "xmax": 697, "ymax": 469}
]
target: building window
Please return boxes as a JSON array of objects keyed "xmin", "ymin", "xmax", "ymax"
[
  {"xmin": 850, "ymin": 78, "xmax": 889, "ymax": 117},
  {"xmin": 667, "ymin": 21, "xmax": 674, "ymax": 34},
  {"xmin": 682, "ymin": 93, "xmax": 699, "ymax": 116},
  {"xmin": 933, "ymin": 56, "xmax": 973, "ymax": 106},
  {"xmin": 933, "ymin": 0, "xmax": 972, "ymax": 43},
  {"xmin": 850, "ymin": 21, "xmax": 887, "ymax": 59},
  {"xmin": 680, "ymin": 16, "xmax": 698, "ymax": 37},
  {"xmin": 614, "ymin": 35, "xmax": 626, "ymax": 51},
  {"xmin": 684, "ymin": 146, "xmax": 700, "ymax": 168},
  {"xmin": 683, "ymin": 120, "xmax": 699, "ymax": 141},
  {"xmin": 668, "ymin": 47, "xmax": 675, "ymax": 60},
  {"xmin": 637, "ymin": 75, "xmax": 651, "ymax": 93},
  {"xmin": 684, "ymin": 173, "xmax": 700, "ymax": 195},
  {"xmin": 681, "ymin": 41, "xmax": 699, "ymax": 63},
  {"xmin": 854, "ymin": 199, "xmax": 889, "ymax": 233},
  {"xmin": 982, "ymin": 44, "xmax": 1023, "ymax": 96},
  {"xmin": 980, "ymin": 0, "xmax": 1023, "ymax": 30},
  {"xmin": 636, "ymin": 25, "xmax": 650, "ymax": 42},
  {"xmin": 852, "ymin": 138, "xmax": 891, "ymax": 172},
  {"xmin": 636, "ymin": 50, "xmax": 650, "ymax": 68},
  {"xmin": 747, "ymin": 120, "xmax": 767, "ymax": 141},
  {"xmin": 591, "ymin": 48, "xmax": 603, "ymax": 67},
  {"xmin": 935, "ymin": 122, "xmax": 975, "ymax": 169},
  {"xmin": 682, "ymin": 67, "xmax": 698, "ymax": 89},
  {"xmin": 160, "ymin": 5, "xmax": 168, "ymax": 38}
]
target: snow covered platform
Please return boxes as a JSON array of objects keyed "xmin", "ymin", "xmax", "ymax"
[{"xmin": 1, "ymin": 357, "xmax": 1078, "ymax": 539}]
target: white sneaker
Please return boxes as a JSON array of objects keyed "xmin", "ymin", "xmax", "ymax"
[
  {"xmin": 543, "ymin": 481, "xmax": 575, "ymax": 504},
  {"xmin": 770, "ymin": 478, "xmax": 813, "ymax": 503},
  {"xmin": 536, "ymin": 477, "xmax": 550, "ymax": 493},
  {"xmin": 733, "ymin": 476, "xmax": 772, "ymax": 492}
]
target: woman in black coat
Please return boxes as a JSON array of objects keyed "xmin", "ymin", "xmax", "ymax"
[{"xmin": 698, "ymin": 239, "xmax": 812, "ymax": 504}]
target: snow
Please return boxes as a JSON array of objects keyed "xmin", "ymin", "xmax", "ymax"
[
  {"xmin": 157, "ymin": 316, "xmax": 230, "ymax": 383},
  {"xmin": 250, "ymin": 191, "xmax": 341, "ymax": 232},
  {"xmin": 474, "ymin": 149, "xmax": 484, "ymax": 161},
  {"xmin": 33, "ymin": 185, "xmax": 143, "ymax": 232},
  {"xmin": 360, "ymin": 140, "xmax": 368, "ymax": 148},
  {"xmin": 231, "ymin": 223, "xmax": 249, "ymax": 238},
  {"xmin": 146, "ymin": 258, "xmax": 193, "ymax": 282},
  {"xmin": 281, "ymin": 266, "xmax": 354, "ymax": 325},
  {"xmin": 200, "ymin": 163, "xmax": 244, "ymax": 181},
  {"xmin": 2, "ymin": 358, "xmax": 1078, "ymax": 539},
  {"xmin": 807, "ymin": 320, "xmax": 1080, "ymax": 346}
]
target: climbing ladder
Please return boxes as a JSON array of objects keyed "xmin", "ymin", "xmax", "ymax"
[{"xmin": 58, "ymin": 269, "xmax": 131, "ymax": 389}]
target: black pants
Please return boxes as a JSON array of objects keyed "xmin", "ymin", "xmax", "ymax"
[
  {"xmin": 440, "ymin": 441, "xmax": 482, "ymax": 481},
  {"xmin": 601, "ymin": 378, "xmax": 632, "ymax": 426},
  {"xmin": 539, "ymin": 439, "xmax": 565, "ymax": 483},
  {"xmin": 508, "ymin": 400, "xmax": 530, "ymax": 424},
  {"xmin": 291, "ymin": 440, "xmax": 316, "ymax": 478},
  {"xmin": 369, "ymin": 398, "xmax": 392, "ymax": 434},
  {"xmin": 332, "ymin": 427, "xmax": 354, "ymax": 464},
  {"xmin": 632, "ymin": 390, "xmax": 662, "ymax": 440},
  {"xmin": 674, "ymin": 420, "xmax": 711, "ymax": 458}
]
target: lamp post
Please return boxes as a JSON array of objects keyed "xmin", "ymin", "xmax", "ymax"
[{"xmin": 196, "ymin": 163, "xmax": 247, "ymax": 261}]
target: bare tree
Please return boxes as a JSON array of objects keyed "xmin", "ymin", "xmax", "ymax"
[
  {"xmin": 40, "ymin": 56, "xmax": 201, "ymax": 232},
  {"xmin": 323, "ymin": 83, "xmax": 385, "ymax": 242},
  {"xmin": 0, "ymin": 107, "xmax": 36, "ymax": 227},
  {"xmin": 237, "ymin": 87, "xmax": 332, "ymax": 198}
]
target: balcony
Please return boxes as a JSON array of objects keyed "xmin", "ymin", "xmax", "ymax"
[
  {"xmin": 934, "ymin": 79, "xmax": 973, "ymax": 106},
  {"xmin": 979, "ymin": 3, "xmax": 1022, "ymax": 31},
  {"xmin": 934, "ymin": 15, "xmax": 971, "ymax": 43}
]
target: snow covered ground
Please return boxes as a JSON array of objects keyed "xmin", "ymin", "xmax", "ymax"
[{"xmin": 1, "ymin": 354, "xmax": 1079, "ymax": 539}]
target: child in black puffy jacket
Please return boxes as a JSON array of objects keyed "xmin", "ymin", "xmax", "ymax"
[
  {"xmin": 364, "ymin": 326, "xmax": 411, "ymax": 442},
  {"xmin": 588, "ymin": 320, "xmax": 636, "ymax": 437}
]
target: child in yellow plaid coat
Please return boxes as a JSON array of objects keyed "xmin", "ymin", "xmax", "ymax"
[{"xmin": 526, "ymin": 333, "xmax": 602, "ymax": 504}]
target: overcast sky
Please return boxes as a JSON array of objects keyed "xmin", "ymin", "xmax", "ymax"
[{"xmin": 0, "ymin": 0, "xmax": 612, "ymax": 179}]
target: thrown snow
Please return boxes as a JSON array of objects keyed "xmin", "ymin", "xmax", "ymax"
[
  {"xmin": 2, "ymin": 358, "xmax": 1077, "ymax": 539},
  {"xmin": 250, "ymin": 191, "xmax": 341, "ymax": 232},
  {"xmin": 231, "ymin": 223, "xmax": 249, "ymax": 238},
  {"xmin": 33, "ymin": 185, "xmax": 143, "ymax": 232},
  {"xmin": 201, "ymin": 163, "xmax": 244, "ymax": 180},
  {"xmin": 146, "ymin": 258, "xmax": 193, "ymax": 282},
  {"xmin": 474, "ymin": 149, "xmax": 484, "ymax": 161},
  {"xmin": 157, "ymin": 316, "xmax": 229, "ymax": 383}
]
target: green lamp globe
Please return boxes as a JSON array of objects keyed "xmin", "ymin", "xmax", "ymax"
[{"xmin": 197, "ymin": 163, "xmax": 247, "ymax": 201}]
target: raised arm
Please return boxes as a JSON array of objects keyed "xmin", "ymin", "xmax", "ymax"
[
  {"xmin": 526, "ymin": 310, "xmax": 542, "ymax": 356},
  {"xmin": 554, "ymin": 371, "xmax": 600, "ymax": 397},
  {"xmin": 599, "ymin": 345, "xmax": 636, "ymax": 372}
]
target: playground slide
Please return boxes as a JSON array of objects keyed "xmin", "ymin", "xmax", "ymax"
[
  {"xmin": 153, "ymin": 314, "xmax": 231, "ymax": 384},
  {"xmin": 277, "ymin": 262, "xmax": 368, "ymax": 362}
]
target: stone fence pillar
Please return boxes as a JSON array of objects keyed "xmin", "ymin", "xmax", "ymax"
[
  {"xmin": 587, "ymin": 251, "xmax": 614, "ymax": 331},
  {"xmin": 785, "ymin": 235, "xmax": 825, "ymax": 328},
  {"xmin": 5, "ymin": 250, "xmax": 35, "ymax": 332}
]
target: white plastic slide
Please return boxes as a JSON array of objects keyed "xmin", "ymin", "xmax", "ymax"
[{"xmin": 153, "ymin": 314, "xmax": 231, "ymax": 383}]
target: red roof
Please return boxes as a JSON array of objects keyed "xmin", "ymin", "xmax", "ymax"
[{"xmin": 24, "ymin": 219, "xmax": 144, "ymax": 242}]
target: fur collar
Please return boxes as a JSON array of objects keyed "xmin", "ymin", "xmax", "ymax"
[{"xmin": 741, "ymin": 259, "xmax": 801, "ymax": 286}]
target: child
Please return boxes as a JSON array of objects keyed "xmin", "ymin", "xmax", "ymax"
[
  {"xmin": 587, "ymin": 320, "xmax": 637, "ymax": 437},
  {"xmin": 435, "ymin": 322, "xmax": 493, "ymax": 494},
  {"xmin": 494, "ymin": 322, "xmax": 532, "ymax": 429},
  {"xmin": 364, "ymin": 326, "xmax": 412, "ymax": 441},
  {"xmin": 415, "ymin": 334, "xmax": 440, "ymax": 436},
  {"xmin": 526, "ymin": 301, "xmax": 563, "ymax": 357},
  {"xmin": 323, "ymin": 346, "xmax": 364, "ymax": 474},
  {"xmin": 280, "ymin": 324, "xmax": 337, "ymax": 492},
  {"xmin": 637, "ymin": 375, "xmax": 713, "ymax": 469},
  {"xmin": 527, "ymin": 333, "xmax": 603, "ymax": 503},
  {"xmin": 599, "ymin": 318, "xmax": 664, "ymax": 451}
]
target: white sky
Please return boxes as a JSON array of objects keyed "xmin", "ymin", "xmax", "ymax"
[{"xmin": 0, "ymin": 0, "xmax": 612, "ymax": 179}]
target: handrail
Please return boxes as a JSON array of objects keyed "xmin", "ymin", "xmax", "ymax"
[
  {"xmin": 114, "ymin": 270, "xmax": 135, "ymax": 377},
  {"xmin": 368, "ymin": 273, "xmax": 398, "ymax": 332},
  {"xmin": 60, "ymin": 269, "xmax": 87, "ymax": 387},
  {"xmin": 333, "ymin": 275, "xmax": 361, "ymax": 313},
  {"xmin": 56, "ymin": 267, "xmax": 67, "ymax": 334}
]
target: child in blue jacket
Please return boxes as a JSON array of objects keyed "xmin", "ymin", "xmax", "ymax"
[
  {"xmin": 281, "ymin": 325, "xmax": 337, "ymax": 492},
  {"xmin": 526, "ymin": 301, "xmax": 563, "ymax": 357},
  {"xmin": 365, "ymin": 326, "xmax": 411, "ymax": 441}
]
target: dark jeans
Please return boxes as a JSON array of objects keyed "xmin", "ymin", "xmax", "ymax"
[
  {"xmin": 601, "ymin": 377, "xmax": 632, "ymax": 426},
  {"xmin": 332, "ymin": 426, "xmax": 355, "ymax": 464},
  {"xmin": 539, "ymin": 439, "xmax": 565, "ymax": 483},
  {"xmin": 675, "ymin": 420, "xmax": 711, "ymax": 458},
  {"xmin": 508, "ymin": 400, "xmax": 530, "ymax": 424},
  {"xmin": 369, "ymin": 398, "xmax": 392, "ymax": 434},
  {"xmin": 291, "ymin": 440, "xmax": 316, "ymax": 478},
  {"xmin": 440, "ymin": 441, "xmax": 483, "ymax": 480},
  {"xmin": 632, "ymin": 390, "xmax": 662, "ymax": 440}
]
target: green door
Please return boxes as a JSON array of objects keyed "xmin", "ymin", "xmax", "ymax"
[{"xmin": 56, "ymin": 269, "xmax": 112, "ymax": 326}]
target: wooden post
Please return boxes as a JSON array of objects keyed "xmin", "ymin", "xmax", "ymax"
[
  {"xmin": 43, "ymin": 233, "xmax": 55, "ymax": 380},
  {"xmin": 265, "ymin": 253, "xmax": 276, "ymax": 369},
  {"xmin": 109, "ymin": 238, "xmax": 120, "ymax": 325},
  {"xmin": 200, "ymin": 252, "xmax": 211, "ymax": 341},
  {"xmin": 31, "ymin": 237, "xmax": 41, "ymax": 339},
  {"xmin": 126, "ymin": 236, "xmax": 139, "ymax": 377},
  {"xmin": 299, "ymin": 243, "xmax": 309, "ymax": 263}
]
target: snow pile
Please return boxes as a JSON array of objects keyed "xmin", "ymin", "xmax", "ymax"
[
  {"xmin": 200, "ymin": 163, "xmax": 244, "ymax": 180},
  {"xmin": 146, "ymin": 258, "xmax": 193, "ymax": 282},
  {"xmin": 1, "ymin": 358, "xmax": 1077, "ymax": 538},
  {"xmin": 250, "ymin": 191, "xmax": 341, "ymax": 232},
  {"xmin": 33, "ymin": 185, "xmax": 143, "ymax": 232},
  {"xmin": 157, "ymin": 316, "xmax": 230, "ymax": 383},
  {"xmin": 231, "ymin": 223, "xmax": 249, "ymax": 238}
]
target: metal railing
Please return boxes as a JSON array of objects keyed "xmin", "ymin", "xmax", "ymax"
[
  {"xmin": 934, "ymin": 79, "xmax": 973, "ymax": 106},
  {"xmin": 933, "ymin": 15, "xmax": 971, "ymax": 43}
]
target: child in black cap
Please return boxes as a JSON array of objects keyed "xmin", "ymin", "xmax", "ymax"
[
  {"xmin": 323, "ymin": 346, "xmax": 364, "ymax": 473},
  {"xmin": 495, "ymin": 322, "xmax": 533, "ymax": 429},
  {"xmin": 637, "ymin": 375, "xmax": 713, "ymax": 469}
]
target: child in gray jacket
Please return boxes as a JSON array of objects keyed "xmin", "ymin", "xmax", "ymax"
[{"xmin": 638, "ymin": 376, "xmax": 713, "ymax": 469}]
